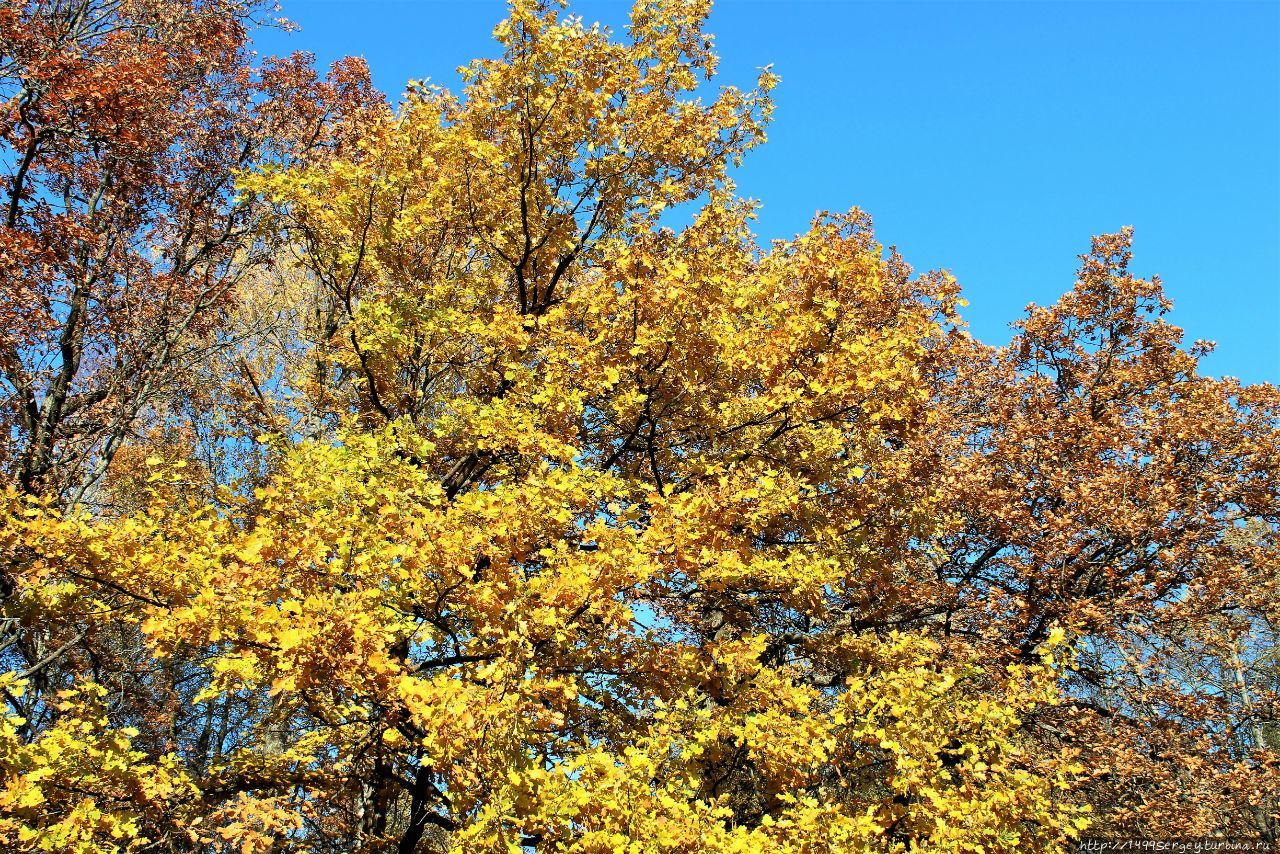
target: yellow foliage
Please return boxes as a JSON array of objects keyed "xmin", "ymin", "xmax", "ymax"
[
  {"xmin": 0, "ymin": 1, "xmax": 1089, "ymax": 850},
  {"xmin": 0, "ymin": 676, "xmax": 199, "ymax": 852}
]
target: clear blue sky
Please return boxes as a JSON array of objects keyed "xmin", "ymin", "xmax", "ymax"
[{"xmin": 255, "ymin": 1, "xmax": 1280, "ymax": 385}]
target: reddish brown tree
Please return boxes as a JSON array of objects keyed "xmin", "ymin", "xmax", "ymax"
[
  {"xmin": 0, "ymin": 0, "xmax": 379, "ymax": 502},
  {"xmin": 922, "ymin": 229, "xmax": 1280, "ymax": 838}
]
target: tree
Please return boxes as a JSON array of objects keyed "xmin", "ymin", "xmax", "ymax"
[
  {"xmin": 0, "ymin": 0, "xmax": 378, "ymax": 502},
  {"xmin": 919, "ymin": 231, "xmax": 1280, "ymax": 839},
  {"xmin": 0, "ymin": 0, "xmax": 1275, "ymax": 851},
  {"xmin": 0, "ymin": 0, "xmax": 378, "ymax": 847}
]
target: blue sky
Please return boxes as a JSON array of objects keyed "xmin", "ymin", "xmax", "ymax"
[{"xmin": 254, "ymin": 1, "xmax": 1279, "ymax": 384}]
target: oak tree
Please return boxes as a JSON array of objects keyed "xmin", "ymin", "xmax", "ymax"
[{"xmin": 0, "ymin": 0, "xmax": 1275, "ymax": 851}]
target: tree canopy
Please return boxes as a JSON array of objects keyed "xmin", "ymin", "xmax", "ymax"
[{"xmin": 1, "ymin": 0, "xmax": 1276, "ymax": 851}]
